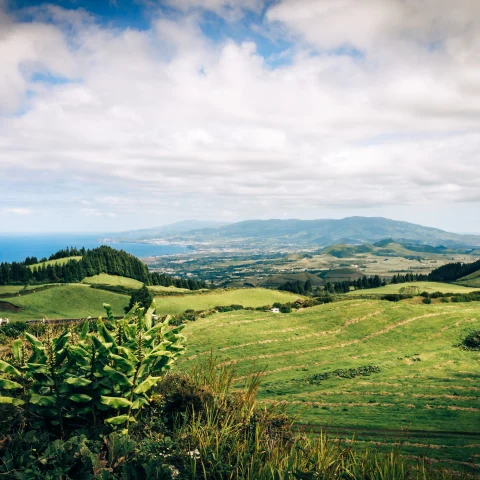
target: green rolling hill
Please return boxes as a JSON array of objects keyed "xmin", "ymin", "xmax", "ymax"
[{"xmin": 177, "ymin": 299, "xmax": 480, "ymax": 471}]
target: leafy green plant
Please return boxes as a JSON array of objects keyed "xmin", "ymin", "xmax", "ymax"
[{"xmin": 0, "ymin": 301, "xmax": 186, "ymax": 435}]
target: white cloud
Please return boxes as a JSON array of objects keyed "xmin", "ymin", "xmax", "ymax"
[
  {"xmin": 0, "ymin": 1, "xmax": 479, "ymax": 232},
  {"xmin": 2, "ymin": 208, "xmax": 32, "ymax": 215}
]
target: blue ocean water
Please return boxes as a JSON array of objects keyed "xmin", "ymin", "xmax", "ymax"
[{"xmin": 0, "ymin": 234, "xmax": 188, "ymax": 263}]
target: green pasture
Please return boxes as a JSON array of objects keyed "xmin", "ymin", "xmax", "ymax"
[
  {"xmin": 456, "ymin": 269, "xmax": 480, "ymax": 288},
  {"xmin": 82, "ymin": 273, "xmax": 144, "ymax": 289},
  {"xmin": 28, "ymin": 256, "xmax": 82, "ymax": 269},
  {"xmin": 178, "ymin": 299, "xmax": 480, "ymax": 470},
  {"xmin": 348, "ymin": 281, "xmax": 478, "ymax": 295},
  {"xmin": 154, "ymin": 288, "xmax": 303, "ymax": 315},
  {"xmin": 0, "ymin": 285, "xmax": 129, "ymax": 321}
]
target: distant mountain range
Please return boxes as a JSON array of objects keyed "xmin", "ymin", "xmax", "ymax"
[{"xmin": 119, "ymin": 217, "xmax": 480, "ymax": 249}]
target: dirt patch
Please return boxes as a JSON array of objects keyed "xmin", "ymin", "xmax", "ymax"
[{"xmin": 0, "ymin": 301, "xmax": 22, "ymax": 312}]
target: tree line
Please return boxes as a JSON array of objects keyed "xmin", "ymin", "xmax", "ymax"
[
  {"xmin": 0, "ymin": 246, "xmax": 207, "ymax": 290},
  {"xmin": 428, "ymin": 259, "xmax": 480, "ymax": 282}
]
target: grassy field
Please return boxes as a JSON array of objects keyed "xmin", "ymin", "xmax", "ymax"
[
  {"xmin": 456, "ymin": 269, "xmax": 480, "ymax": 288},
  {"xmin": 348, "ymin": 281, "xmax": 479, "ymax": 295},
  {"xmin": 148, "ymin": 285, "xmax": 196, "ymax": 294},
  {"xmin": 28, "ymin": 256, "xmax": 82, "ymax": 269},
  {"xmin": 82, "ymin": 273, "xmax": 144, "ymax": 289},
  {"xmin": 0, "ymin": 285, "xmax": 129, "ymax": 321},
  {"xmin": 154, "ymin": 288, "xmax": 303, "ymax": 315},
  {"xmin": 0, "ymin": 284, "xmax": 54, "ymax": 295},
  {"xmin": 177, "ymin": 299, "xmax": 480, "ymax": 471}
]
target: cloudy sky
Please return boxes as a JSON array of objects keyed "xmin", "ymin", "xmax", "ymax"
[{"xmin": 1, "ymin": 0, "xmax": 479, "ymax": 233}]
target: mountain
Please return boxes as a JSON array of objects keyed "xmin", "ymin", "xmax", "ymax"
[
  {"xmin": 116, "ymin": 220, "xmax": 230, "ymax": 240},
  {"xmin": 160, "ymin": 217, "xmax": 480, "ymax": 248}
]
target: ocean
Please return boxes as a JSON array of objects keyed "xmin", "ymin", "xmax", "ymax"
[{"xmin": 0, "ymin": 234, "xmax": 188, "ymax": 263}]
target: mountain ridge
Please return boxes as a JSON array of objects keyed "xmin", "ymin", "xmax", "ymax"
[{"xmin": 121, "ymin": 216, "xmax": 480, "ymax": 248}]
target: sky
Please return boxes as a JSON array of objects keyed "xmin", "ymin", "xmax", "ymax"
[{"xmin": 0, "ymin": 0, "xmax": 479, "ymax": 233}]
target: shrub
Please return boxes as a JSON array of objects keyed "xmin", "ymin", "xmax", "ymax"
[
  {"xmin": 459, "ymin": 330, "xmax": 480, "ymax": 350},
  {"xmin": 423, "ymin": 297, "xmax": 432, "ymax": 304}
]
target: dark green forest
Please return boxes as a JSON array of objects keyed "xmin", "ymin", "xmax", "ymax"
[{"xmin": 0, "ymin": 246, "xmax": 207, "ymax": 290}]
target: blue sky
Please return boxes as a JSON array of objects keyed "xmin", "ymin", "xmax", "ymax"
[{"xmin": 0, "ymin": 0, "xmax": 479, "ymax": 233}]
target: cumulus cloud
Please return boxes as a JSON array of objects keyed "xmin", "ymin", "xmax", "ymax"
[{"xmin": 0, "ymin": 0, "xmax": 479, "ymax": 231}]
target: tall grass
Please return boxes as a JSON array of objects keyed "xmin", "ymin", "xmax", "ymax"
[{"xmin": 167, "ymin": 358, "xmax": 470, "ymax": 479}]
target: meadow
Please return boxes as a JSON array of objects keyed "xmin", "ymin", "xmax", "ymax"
[
  {"xmin": 28, "ymin": 256, "xmax": 82, "ymax": 269},
  {"xmin": 348, "ymin": 281, "xmax": 479, "ymax": 295},
  {"xmin": 153, "ymin": 288, "xmax": 303, "ymax": 315},
  {"xmin": 178, "ymin": 299, "xmax": 480, "ymax": 471},
  {"xmin": 82, "ymin": 273, "xmax": 144, "ymax": 289},
  {"xmin": 0, "ymin": 284, "xmax": 129, "ymax": 321}
]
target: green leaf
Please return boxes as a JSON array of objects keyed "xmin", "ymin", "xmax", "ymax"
[
  {"xmin": 98, "ymin": 322, "xmax": 116, "ymax": 346},
  {"xmin": 0, "ymin": 396, "xmax": 24, "ymax": 406},
  {"xmin": 69, "ymin": 394, "xmax": 92, "ymax": 403},
  {"xmin": 0, "ymin": 379, "xmax": 23, "ymax": 390},
  {"xmin": 32, "ymin": 372, "xmax": 54, "ymax": 386},
  {"xmin": 105, "ymin": 415, "xmax": 136, "ymax": 425},
  {"xmin": 100, "ymin": 396, "xmax": 132, "ymax": 409},
  {"xmin": 54, "ymin": 331, "xmax": 71, "ymax": 353},
  {"xmin": 131, "ymin": 397, "xmax": 149, "ymax": 410},
  {"xmin": 108, "ymin": 354, "xmax": 135, "ymax": 375},
  {"xmin": 29, "ymin": 394, "xmax": 56, "ymax": 407},
  {"xmin": 65, "ymin": 376, "xmax": 92, "ymax": 387},
  {"xmin": 12, "ymin": 339, "xmax": 23, "ymax": 364},
  {"xmin": 80, "ymin": 320, "xmax": 90, "ymax": 341},
  {"xmin": 134, "ymin": 376, "xmax": 162, "ymax": 394},
  {"xmin": 103, "ymin": 365, "xmax": 132, "ymax": 387},
  {"xmin": 25, "ymin": 332, "xmax": 43, "ymax": 350},
  {"xmin": 0, "ymin": 359, "xmax": 21, "ymax": 377}
]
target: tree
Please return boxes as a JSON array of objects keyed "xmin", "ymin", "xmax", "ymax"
[{"xmin": 126, "ymin": 285, "xmax": 153, "ymax": 313}]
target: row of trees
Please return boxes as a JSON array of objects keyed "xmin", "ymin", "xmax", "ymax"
[
  {"xmin": 428, "ymin": 259, "xmax": 480, "ymax": 282},
  {"xmin": 391, "ymin": 273, "xmax": 427, "ymax": 283},
  {"xmin": 279, "ymin": 279, "xmax": 313, "ymax": 294},
  {"xmin": 0, "ymin": 246, "xmax": 207, "ymax": 291}
]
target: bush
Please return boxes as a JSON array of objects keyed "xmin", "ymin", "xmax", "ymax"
[
  {"xmin": 459, "ymin": 330, "xmax": 480, "ymax": 350},
  {"xmin": 423, "ymin": 297, "xmax": 432, "ymax": 304}
]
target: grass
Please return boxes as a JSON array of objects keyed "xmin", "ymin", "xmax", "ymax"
[
  {"xmin": 456, "ymin": 269, "xmax": 480, "ymax": 288},
  {"xmin": 154, "ymin": 288, "xmax": 304, "ymax": 315},
  {"xmin": 0, "ymin": 284, "xmax": 54, "ymax": 295},
  {"xmin": 0, "ymin": 284, "xmax": 129, "ymax": 321},
  {"xmin": 28, "ymin": 256, "xmax": 82, "ymax": 269},
  {"xmin": 148, "ymin": 285, "xmax": 196, "ymax": 294},
  {"xmin": 348, "ymin": 281, "xmax": 479, "ymax": 295},
  {"xmin": 178, "ymin": 299, "xmax": 480, "ymax": 471},
  {"xmin": 82, "ymin": 273, "xmax": 144, "ymax": 289}
]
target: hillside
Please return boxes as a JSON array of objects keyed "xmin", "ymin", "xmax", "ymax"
[
  {"xmin": 261, "ymin": 271, "xmax": 324, "ymax": 288},
  {"xmin": 130, "ymin": 217, "xmax": 480, "ymax": 249},
  {"xmin": 28, "ymin": 256, "xmax": 82, "ymax": 269},
  {"xmin": 0, "ymin": 284, "xmax": 129, "ymax": 321},
  {"xmin": 153, "ymin": 288, "xmax": 303, "ymax": 315},
  {"xmin": 347, "ymin": 281, "xmax": 479, "ymax": 295},
  {"xmin": 178, "ymin": 299, "xmax": 480, "ymax": 469},
  {"xmin": 456, "ymin": 269, "xmax": 480, "ymax": 288},
  {"xmin": 82, "ymin": 273, "xmax": 144, "ymax": 289}
]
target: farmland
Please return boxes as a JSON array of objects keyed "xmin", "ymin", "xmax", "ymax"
[
  {"xmin": 154, "ymin": 288, "xmax": 303, "ymax": 315},
  {"xmin": 28, "ymin": 256, "xmax": 82, "ymax": 269},
  {"xmin": 0, "ymin": 284, "xmax": 129, "ymax": 321},
  {"xmin": 348, "ymin": 281, "xmax": 479, "ymax": 295},
  {"xmin": 178, "ymin": 299, "xmax": 480, "ymax": 471},
  {"xmin": 82, "ymin": 273, "xmax": 144, "ymax": 289}
]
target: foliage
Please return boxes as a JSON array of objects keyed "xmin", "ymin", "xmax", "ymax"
[
  {"xmin": 126, "ymin": 285, "xmax": 154, "ymax": 313},
  {"xmin": 307, "ymin": 365, "xmax": 380, "ymax": 384},
  {"xmin": 0, "ymin": 301, "xmax": 186, "ymax": 435},
  {"xmin": 429, "ymin": 259, "xmax": 480, "ymax": 283},
  {"xmin": 0, "ymin": 245, "xmax": 207, "ymax": 291},
  {"xmin": 458, "ymin": 330, "xmax": 480, "ymax": 350}
]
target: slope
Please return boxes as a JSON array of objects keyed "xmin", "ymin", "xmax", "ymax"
[
  {"xmin": 0, "ymin": 285, "xmax": 129, "ymax": 321},
  {"xmin": 178, "ymin": 300, "xmax": 480, "ymax": 469}
]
